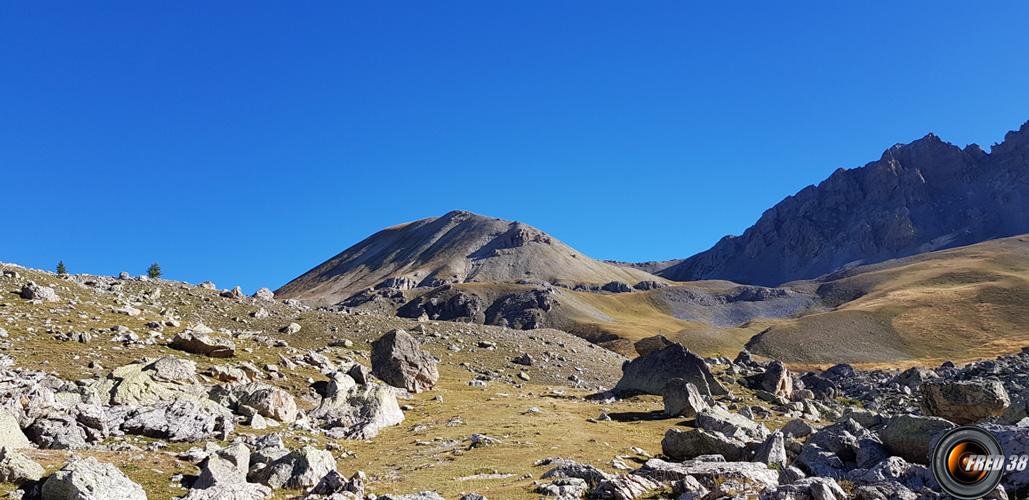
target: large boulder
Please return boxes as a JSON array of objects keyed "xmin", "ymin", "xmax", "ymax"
[
  {"xmin": 309, "ymin": 372, "xmax": 405, "ymax": 439},
  {"xmin": 248, "ymin": 446, "xmax": 336, "ymax": 489},
  {"xmin": 20, "ymin": 282, "xmax": 59, "ymax": 302},
  {"xmin": 41, "ymin": 456, "xmax": 147, "ymax": 500},
  {"xmin": 612, "ymin": 343, "xmax": 727, "ymax": 397},
  {"xmin": 756, "ymin": 361, "xmax": 793, "ymax": 399},
  {"xmin": 0, "ymin": 412, "xmax": 31, "ymax": 449},
  {"xmin": 634, "ymin": 335, "xmax": 674, "ymax": 357},
  {"xmin": 695, "ymin": 407, "xmax": 768, "ymax": 441},
  {"xmin": 880, "ymin": 414, "xmax": 955, "ymax": 464},
  {"xmin": 753, "ymin": 431, "xmax": 787, "ymax": 468},
  {"xmin": 0, "ymin": 447, "xmax": 45, "ymax": 484},
  {"xmin": 892, "ymin": 367, "xmax": 938, "ymax": 390},
  {"xmin": 765, "ymin": 477, "xmax": 847, "ymax": 500},
  {"xmin": 120, "ymin": 399, "xmax": 232, "ymax": 442},
  {"xmin": 169, "ymin": 331, "xmax": 236, "ymax": 358},
  {"xmin": 637, "ymin": 458, "xmax": 778, "ymax": 492},
  {"xmin": 371, "ymin": 329, "xmax": 439, "ymax": 393},
  {"xmin": 217, "ymin": 383, "xmax": 299, "ymax": 424},
  {"xmin": 920, "ymin": 380, "xmax": 1010, "ymax": 424},
  {"xmin": 662, "ymin": 428, "xmax": 749, "ymax": 461},
  {"xmin": 663, "ymin": 378, "xmax": 709, "ymax": 417}
]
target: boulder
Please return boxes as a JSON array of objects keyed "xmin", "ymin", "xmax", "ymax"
[
  {"xmin": 612, "ymin": 343, "xmax": 727, "ymax": 397},
  {"xmin": 248, "ymin": 446, "xmax": 336, "ymax": 489},
  {"xmin": 764, "ymin": 477, "xmax": 847, "ymax": 500},
  {"xmin": 192, "ymin": 455, "xmax": 246, "ymax": 489},
  {"xmin": 280, "ymin": 322, "xmax": 302, "ymax": 334},
  {"xmin": 41, "ymin": 457, "xmax": 146, "ymax": 500},
  {"xmin": 309, "ymin": 372, "xmax": 404, "ymax": 439},
  {"xmin": 371, "ymin": 329, "xmax": 439, "ymax": 393},
  {"xmin": 169, "ymin": 331, "xmax": 236, "ymax": 358},
  {"xmin": 920, "ymin": 380, "xmax": 1010, "ymax": 424},
  {"xmin": 0, "ymin": 446, "xmax": 45, "ymax": 484},
  {"xmin": 662, "ymin": 428, "xmax": 749, "ymax": 461},
  {"xmin": 20, "ymin": 282, "xmax": 59, "ymax": 302},
  {"xmin": 121, "ymin": 399, "xmax": 232, "ymax": 442},
  {"xmin": 181, "ymin": 482, "xmax": 272, "ymax": 499},
  {"xmin": 637, "ymin": 458, "xmax": 778, "ymax": 491},
  {"xmin": 753, "ymin": 431, "xmax": 787, "ymax": 468},
  {"xmin": 892, "ymin": 367, "xmax": 938, "ymax": 390},
  {"xmin": 757, "ymin": 361, "xmax": 793, "ymax": 399},
  {"xmin": 695, "ymin": 407, "xmax": 768, "ymax": 441},
  {"xmin": 0, "ymin": 412, "xmax": 31, "ymax": 449},
  {"xmin": 540, "ymin": 461, "xmax": 612, "ymax": 487},
  {"xmin": 633, "ymin": 335, "xmax": 674, "ymax": 357},
  {"xmin": 252, "ymin": 288, "xmax": 275, "ymax": 301},
  {"xmin": 233, "ymin": 383, "xmax": 299, "ymax": 423},
  {"xmin": 662, "ymin": 378, "xmax": 708, "ymax": 418},
  {"xmin": 592, "ymin": 473, "xmax": 662, "ymax": 499},
  {"xmin": 308, "ymin": 470, "xmax": 366, "ymax": 497},
  {"xmin": 880, "ymin": 414, "xmax": 955, "ymax": 464},
  {"xmin": 602, "ymin": 281, "xmax": 633, "ymax": 293}
]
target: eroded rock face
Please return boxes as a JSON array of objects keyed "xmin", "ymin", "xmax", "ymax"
[
  {"xmin": 660, "ymin": 122, "xmax": 1029, "ymax": 285},
  {"xmin": 920, "ymin": 380, "xmax": 1010, "ymax": 424},
  {"xmin": 613, "ymin": 343, "xmax": 727, "ymax": 397},
  {"xmin": 371, "ymin": 329, "xmax": 439, "ymax": 393},
  {"xmin": 41, "ymin": 456, "xmax": 147, "ymax": 500}
]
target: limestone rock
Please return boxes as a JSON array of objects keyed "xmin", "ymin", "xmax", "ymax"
[
  {"xmin": 920, "ymin": 380, "xmax": 1010, "ymax": 424},
  {"xmin": 612, "ymin": 343, "xmax": 727, "ymax": 397},
  {"xmin": 41, "ymin": 456, "xmax": 147, "ymax": 500},
  {"xmin": 371, "ymin": 329, "xmax": 439, "ymax": 393}
]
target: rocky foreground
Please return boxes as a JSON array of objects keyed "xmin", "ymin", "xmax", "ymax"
[{"xmin": 1, "ymin": 264, "xmax": 1028, "ymax": 499}]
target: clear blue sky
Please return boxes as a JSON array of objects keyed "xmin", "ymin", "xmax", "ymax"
[{"xmin": 3, "ymin": 2, "xmax": 1028, "ymax": 292}]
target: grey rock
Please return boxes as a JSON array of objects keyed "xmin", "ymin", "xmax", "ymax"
[
  {"xmin": 892, "ymin": 367, "xmax": 938, "ymax": 390},
  {"xmin": 695, "ymin": 407, "xmax": 768, "ymax": 441},
  {"xmin": 758, "ymin": 361, "xmax": 793, "ymax": 399},
  {"xmin": 308, "ymin": 373, "xmax": 405, "ymax": 439},
  {"xmin": 248, "ymin": 445, "xmax": 336, "ymax": 489},
  {"xmin": 920, "ymin": 380, "xmax": 1010, "ymax": 424},
  {"xmin": 880, "ymin": 414, "xmax": 954, "ymax": 464},
  {"xmin": 592, "ymin": 473, "xmax": 661, "ymax": 499},
  {"xmin": 763, "ymin": 477, "xmax": 846, "ymax": 500},
  {"xmin": 662, "ymin": 429, "xmax": 749, "ymax": 461},
  {"xmin": 0, "ymin": 446, "xmax": 44, "ymax": 484},
  {"xmin": 0, "ymin": 412, "xmax": 31, "ymax": 449},
  {"xmin": 41, "ymin": 456, "xmax": 146, "ymax": 500},
  {"xmin": 613, "ymin": 343, "xmax": 727, "ymax": 397},
  {"xmin": 637, "ymin": 458, "xmax": 778, "ymax": 491},
  {"xmin": 540, "ymin": 461, "xmax": 612, "ymax": 487},
  {"xmin": 753, "ymin": 431, "xmax": 787, "ymax": 468},
  {"xmin": 782, "ymin": 419, "xmax": 814, "ymax": 438},
  {"xmin": 662, "ymin": 378, "xmax": 708, "ymax": 418},
  {"xmin": 20, "ymin": 282, "xmax": 59, "ymax": 302},
  {"xmin": 253, "ymin": 288, "xmax": 275, "ymax": 301},
  {"xmin": 169, "ymin": 331, "xmax": 236, "ymax": 358},
  {"xmin": 181, "ymin": 482, "xmax": 272, "ymax": 499},
  {"xmin": 371, "ymin": 329, "xmax": 439, "ymax": 393},
  {"xmin": 121, "ymin": 399, "xmax": 232, "ymax": 442}
]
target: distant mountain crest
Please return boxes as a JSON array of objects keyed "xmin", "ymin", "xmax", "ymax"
[
  {"xmin": 277, "ymin": 210, "xmax": 660, "ymax": 306},
  {"xmin": 660, "ymin": 120, "xmax": 1029, "ymax": 285}
]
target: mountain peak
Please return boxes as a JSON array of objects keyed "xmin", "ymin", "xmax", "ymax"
[{"xmin": 277, "ymin": 210, "xmax": 658, "ymax": 306}]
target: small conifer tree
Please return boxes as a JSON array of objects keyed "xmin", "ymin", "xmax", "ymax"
[
  {"xmin": 147, "ymin": 262, "xmax": 162, "ymax": 279},
  {"xmin": 56, "ymin": 260, "xmax": 67, "ymax": 275}
]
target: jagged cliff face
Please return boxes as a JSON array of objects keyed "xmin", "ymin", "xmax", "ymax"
[
  {"xmin": 277, "ymin": 210, "xmax": 660, "ymax": 306},
  {"xmin": 661, "ymin": 121, "xmax": 1029, "ymax": 286}
]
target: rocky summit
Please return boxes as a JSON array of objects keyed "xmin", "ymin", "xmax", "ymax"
[{"xmin": 661, "ymin": 120, "xmax": 1029, "ymax": 286}]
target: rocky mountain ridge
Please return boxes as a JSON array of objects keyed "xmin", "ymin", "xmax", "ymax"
[{"xmin": 660, "ymin": 120, "xmax": 1029, "ymax": 285}]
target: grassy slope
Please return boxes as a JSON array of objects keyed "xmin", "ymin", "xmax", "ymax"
[{"xmin": 747, "ymin": 235, "xmax": 1029, "ymax": 368}]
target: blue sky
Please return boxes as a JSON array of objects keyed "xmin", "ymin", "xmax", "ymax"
[{"xmin": 3, "ymin": 2, "xmax": 1028, "ymax": 292}]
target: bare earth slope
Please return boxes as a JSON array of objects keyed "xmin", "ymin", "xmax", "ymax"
[
  {"xmin": 661, "ymin": 120, "xmax": 1029, "ymax": 286},
  {"xmin": 277, "ymin": 210, "xmax": 661, "ymax": 307},
  {"xmin": 746, "ymin": 234, "xmax": 1029, "ymax": 367}
]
